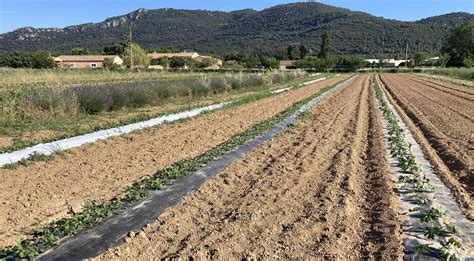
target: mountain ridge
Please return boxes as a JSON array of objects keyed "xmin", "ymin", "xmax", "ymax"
[{"xmin": 1, "ymin": 2, "xmax": 472, "ymax": 56}]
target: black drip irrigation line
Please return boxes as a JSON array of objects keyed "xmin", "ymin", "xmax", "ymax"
[{"xmin": 28, "ymin": 76, "xmax": 356, "ymax": 261}]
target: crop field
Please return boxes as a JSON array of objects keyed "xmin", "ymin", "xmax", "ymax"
[
  {"xmin": 380, "ymin": 74, "xmax": 474, "ymax": 219},
  {"xmin": 0, "ymin": 70, "xmax": 313, "ymax": 152},
  {"xmin": 0, "ymin": 72, "xmax": 473, "ymax": 259}
]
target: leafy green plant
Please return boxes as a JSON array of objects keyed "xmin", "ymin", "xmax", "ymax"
[
  {"xmin": 421, "ymin": 207, "xmax": 447, "ymax": 224},
  {"xmin": 440, "ymin": 237, "xmax": 463, "ymax": 260},
  {"xmin": 416, "ymin": 244, "xmax": 431, "ymax": 254},
  {"xmin": 424, "ymin": 225, "xmax": 442, "ymax": 239}
]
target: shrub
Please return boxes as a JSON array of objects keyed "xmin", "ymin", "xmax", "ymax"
[
  {"xmin": 110, "ymin": 91, "xmax": 127, "ymax": 111},
  {"xmin": 209, "ymin": 77, "xmax": 229, "ymax": 94},
  {"xmin": 228, "ymin": 75, "xmax": 243, "ymax": 90},
  {"xmin": 271, "ymin": 73, "xmax": 286, "ymax": 84},
  {"xmin": 190, "ymin": 78, "xmax": 211, "ymax": 97},
  {"xmin": 242, "ymin": 74, "xmax": 265, "ymax": 88},
  {"xmin": 154, "ymin": 86, "xmax": 172, "ymax": 99},
  {"xmin": 77, "ymin": 93, "xmax": 105, "ymax": 115},
  {"xmin": 128, "ymin": 88, "xmax": 151, "ymax": 108}
]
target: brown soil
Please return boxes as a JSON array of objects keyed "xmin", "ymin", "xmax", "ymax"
[
  {"xmin": 0, "ymin": 75, "xmax": 348, "ymax": 248},
  {"xmin": 95, "ymin": 74, "xmax": 403, "ymax": 260},
  {"xmin": 0, "ymin": 137, "xmax": 13, "ymax": 148},
  {"xmin": 380, "ymin": 74, "xmax": 474, "ymax": 220}
]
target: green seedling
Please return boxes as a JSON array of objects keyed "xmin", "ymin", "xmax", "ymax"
[
  {"xmin": 421, "ymin": 207, "xmax": 447, "ymax": 223},
  {"xmin": 440, "ymin": 237, "xmax": 463, "ymax": 260},
  {"xmin": 416, "ymin": 244, "xmax": 431, "ymax": 254},
  {"xmin": 424, "ymin": 225, "xmax": 442, "ymax": 240}
]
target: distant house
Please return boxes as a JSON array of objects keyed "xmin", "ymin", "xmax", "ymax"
[
  {"xmin": 279, "ymin": 60, "xmax": 295, "ymax": 70},
  {"xmin": 147, "ymin": 52, "xmax": 200, "ymax": 60},
  {"xmin": 365, "ymin": 59, "xmax": 408, "ymax": 67},
  {"xmin": 426, "ymin": 57, "xmax": 440, "ymax": 65},
  {"xmin": 54, "ymin": 55, "xmax": 123, "ymax": 68},
  {"xmin": 147, "ymin": 52, "xmax": 222, "ymax": 69},
  {"xmin": 387, "ymin": 59, "xmax": 408, "ymax": 67}
]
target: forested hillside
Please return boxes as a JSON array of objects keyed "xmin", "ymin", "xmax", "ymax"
[{"xmin": 0, "ymin": 2, "xmax": 472, "ymax": 56}]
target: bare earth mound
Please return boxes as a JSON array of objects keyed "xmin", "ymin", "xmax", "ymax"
[
  {"xmin": 380, "ymin": 74, "xmax": 474, "ymax": 220},
  {"xmin": 0, "ymin": 75, "xmax": 348, "ymax": 248},
  {"xmin": 95, "ymin": 74, "xmax": 403, "ymax": 260}
]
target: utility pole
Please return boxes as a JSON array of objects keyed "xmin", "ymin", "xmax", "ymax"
[
  {"xmin": 405, "ymin": 42, "xmax": 409, "ymax": 68},
  {"xmin": 129, "ymin": 24, "xmax": 133, "ymax": 69}
]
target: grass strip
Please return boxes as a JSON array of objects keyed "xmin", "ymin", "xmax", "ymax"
[{"xmin": 0, "ymin": 76, "xmax": 345, "ymax": 259}]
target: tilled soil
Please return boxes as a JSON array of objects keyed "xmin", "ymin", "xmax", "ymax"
[
  {"xmin": 380, "ymin": 74, "xmax": 474, "ymax": 219},
  {"xmin": 96, "ymin": 74, "xmax": 403, "ymax": 260},
  {"xmin": 0, "ymin": 75, "xmax": 348, "ymax": 248}
]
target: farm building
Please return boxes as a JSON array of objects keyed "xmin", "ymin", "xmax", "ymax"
[
  {"xmin": 54, "ymin": 55, "xmax": 123, "ymax": 68},
  {"xmin": 279, "ymin": 60, "xmax": 295, "ymax": 70},
  {"xmin": 147, "ymin": 52, "xmax": 222, "ymax": 69},
  {"xmin": 147, "ymin": 52, "xmax": 200, "ymax": 60},
  {"xmin": 365, "ymin": 59, "xmax": 408, "ymax": 67}
]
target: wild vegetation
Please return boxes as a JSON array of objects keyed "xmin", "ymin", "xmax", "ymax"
[
  {"xmin": 0, "ymin": 71, "xmax": 310, "ymax": 153},
  {"xmin": 421, "ymin": 68, "xmax": 474, "ymax": 80}
]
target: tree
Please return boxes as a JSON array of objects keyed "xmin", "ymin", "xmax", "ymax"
[
  {"xmin": 71, "ymin": 48, "xmax": 90, "ymax": 55},
  {"xmin": 318, "ymin": 32, "xmax": 331, "ymax": 59},
  {"xmin": 377, "ymin": 54, "xmax": 387, "ymax": 68},
  {"xmin": 149, "ymin": 47, "xmax": 179, "ymax": 53},
  {"xmin": 442, "ymin": 21, "xmax": 474, "ymax": 67},
  {"xmin": 103, "ymin": 58, "xmax": 121, "ymax": 70},
  {"xmin": 103, "ymin": 42, "xmax": 128, "ymax": 57},
  {"xmin": 300, "ymin": 45, "xmax": 309, "ymax": 59},
  {"xmin": 261, "ymin": 57, "xmax": 280, "ymax": 69},
  {"xmin": 0, "ymin": 51, "xmax": 55, "ymax": 68},
  {"xmin": 287, "ymin": 45, "xmax": 301, "ymax": 60},
  {"xmin": 413, "ymin": 51, "xmax": 429, "ymax": 67},
  {"xmin": 169, "ymin": 57, "xmax": 187, "ymax": 69},
  {"xmin": 123, "ymin": 43, "xmax": 149, "ymax": 68}
]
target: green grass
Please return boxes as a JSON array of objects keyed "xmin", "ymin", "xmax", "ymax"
[
  {"xmin": 0, "ymin": 75, "xmax": 344, "ymax": 260},
  {"xmin": 2, "ymin": 152, "xmax": 53, "ymax": 170},
  {"xmin": 420, "ymin": 67, "xmax": 474, "ymax": 81}
]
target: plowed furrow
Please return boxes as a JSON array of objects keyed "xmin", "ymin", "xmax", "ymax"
[
  {"xmin": 95, "ymin": 74, "xmax": 402, "ymax": 260},
  {"xmin": 401, "ymin": 74, "xmax": 474, "ymax": 101},
  {"xmin": 0, "ymin": 75, "xmax": 349, "ymax": 248},
  {"xmin": 380, "ymin": 73, "xmax": 474, "ymax": 219}
]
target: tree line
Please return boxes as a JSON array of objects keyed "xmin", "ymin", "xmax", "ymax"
[{"xmin": 0, "ymin": 21, "xmax": 472, "ymax": 70}]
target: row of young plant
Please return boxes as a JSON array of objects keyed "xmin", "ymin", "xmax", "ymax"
[
  {"xmin": 373, "ymin": 74, "xmax": 463, "ymax": 260},
  {"xmin": 0, "ymin": 76, "xmax": 342, "ymax": 259}
]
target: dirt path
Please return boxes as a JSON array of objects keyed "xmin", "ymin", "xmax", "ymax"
[
  {"xmin": 380, "ymin": 74, "xmax": 474, "ymax": 219},
  {"xmin": 95, "ymin": 74, "xmax": 403, "ymax": 260},
  {"xmin": 0, "ymin": 75, "xmax": 348, "ymax": 248}
]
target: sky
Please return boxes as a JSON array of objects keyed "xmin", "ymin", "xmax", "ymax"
[{"xmin": 0, "ymin": 0, "xmax": 473, "ymax": 33}]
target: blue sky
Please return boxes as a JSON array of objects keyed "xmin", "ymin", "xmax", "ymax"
[{"xmin": 0, "ymin": 0, "xmax": 473, "ymax": 33}]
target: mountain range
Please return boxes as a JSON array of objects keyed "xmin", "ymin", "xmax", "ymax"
[{"xmin": 0, "ymin": 2, "xmax": 472, "ymax": 57}]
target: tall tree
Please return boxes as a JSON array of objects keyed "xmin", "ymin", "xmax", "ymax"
[
  {"xmin": 413, "ymin": 51, "xmax": 429, "ymax": 67},
  {"xmin": 123, "ymin": 43, "xmax": 150, "ymax": 68},
  {"xmin": 103, "ymin": 42, "xmax": 128, "ymax": 57},
  {"xmin": 318, "ymin": 32, "xmax": 331, "ymax": 59},
  {"xmin": 442, "ymin": 21, "xmax": 474, "ymax": 67}
]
